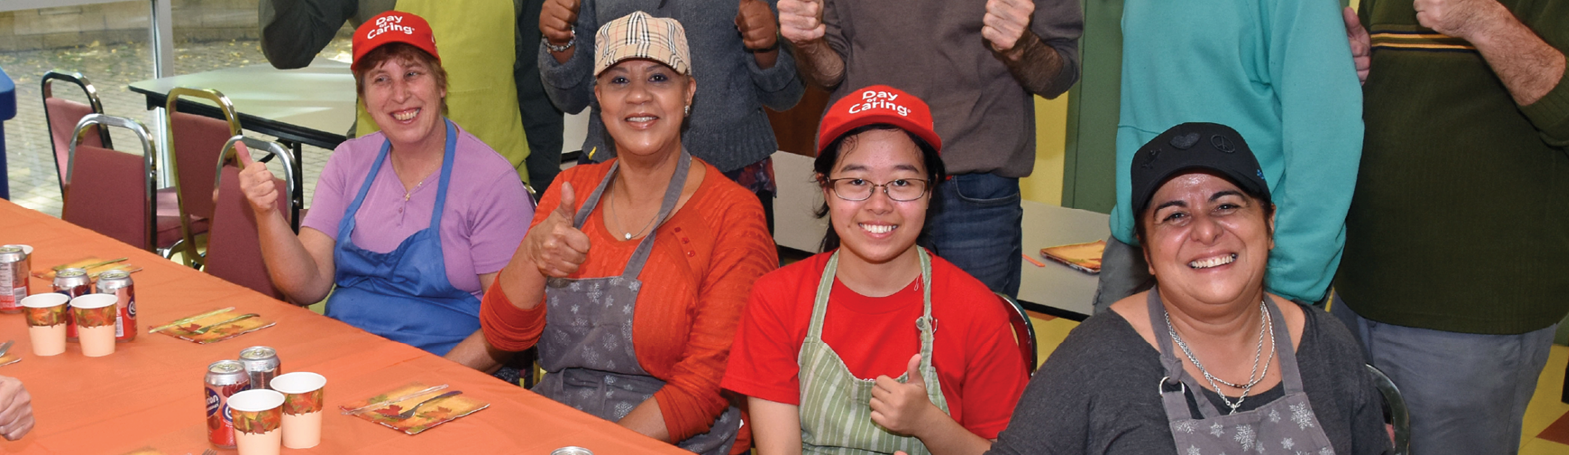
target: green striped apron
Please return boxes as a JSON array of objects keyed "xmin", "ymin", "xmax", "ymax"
[{"xmin": 798, "ymin": 248, "xmax": 951, "ymax": 455}]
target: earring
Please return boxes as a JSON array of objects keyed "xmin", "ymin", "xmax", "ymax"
[{"xmin": 685, "ymin": 105, "xmax": 691, "ymax": 116}]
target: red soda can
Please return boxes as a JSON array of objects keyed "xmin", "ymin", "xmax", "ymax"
[
  {"xmin": 0, "ymin": 246, "xmax": 28, "ymax": 314},
  {"xmin": 54, "ymin": 268, "xmax": 91, "ymax": 340},
  {"xmin": 96, "ymin": 270, "xmax": 136, "ymax": 342},
  {"xmin": 206, "ymin": 360, "xmax": 250, "ymax": 449}
]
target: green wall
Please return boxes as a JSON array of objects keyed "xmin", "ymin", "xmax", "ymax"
[{"xmin": 1061, "ymin": 0, "xmax": 1121, "ymax": 214}]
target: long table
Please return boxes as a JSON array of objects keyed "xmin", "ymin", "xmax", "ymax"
[{"xmin": 0, "ymin": 200, "xmax": 688, "ymax": 454}]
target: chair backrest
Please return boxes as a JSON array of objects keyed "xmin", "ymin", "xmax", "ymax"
[
  {"xmin": 996, "ymin": 292, "xmax": 1039, "ymax": 376},
  {"xmin": 61, "ymin": 114, "xmax": 157, "ymax": 251},
  {"xmin": 204, "ymin": 136, "xmax": 294, "ymax": 299},
  {"xmin": 1366, "ymin": 364, "xmax": 1410, "ymax": 455},
  {"xmin": 164, "ymin": 87, "xmax": 242, "ymax": 259},
  {"xmin": 41, "ymin": 71, "xmax": 111, "ymax": 198}
]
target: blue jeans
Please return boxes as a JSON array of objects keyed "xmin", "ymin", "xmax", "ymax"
[
  {"xmin": 928, "ymin": 173, "xmax": 1022, "ymax": 297},
  {"xmin": 1330, "ymin": 292, "xmax": 1555, "ymax": 455}
]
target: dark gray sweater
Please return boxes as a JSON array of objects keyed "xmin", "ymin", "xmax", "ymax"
[
  {"xmin": 541, "ymin": 0, "xmax": 805, "ymax": 172},
  {"xmin": 987, "ymin": 303, "xmax": 1391, "ymax": 455}
]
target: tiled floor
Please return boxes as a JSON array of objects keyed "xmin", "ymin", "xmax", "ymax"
[
  {"xmin": 2, "ymin": 37, "xmax": 353, "ymax": 217},
  {"xmin": 1027, "ymin": 312, "xmax": 1569, "ymax": 453}
]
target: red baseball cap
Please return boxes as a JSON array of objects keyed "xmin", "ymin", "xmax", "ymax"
[
  {"xmin": 351, "ymin": 11, "xmax": 440, "ymax": 70},
  {"xmin": 817, "ymin": 85, "xmax": 942, "ymax": 154}
]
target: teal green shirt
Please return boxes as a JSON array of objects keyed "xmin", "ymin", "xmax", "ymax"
[{"xmin": 1109, "ymin": 0, "xmax": 1365, "ymax": 303}]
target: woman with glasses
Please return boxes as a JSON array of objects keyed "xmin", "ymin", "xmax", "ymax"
[{"xmin": 723, "ymin": 85, "xmax": 1028, "ymax": 455}]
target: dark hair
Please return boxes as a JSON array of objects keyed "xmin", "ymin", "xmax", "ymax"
[
  {"xmin": 813, "ymin": 124, "xmax": 947, "ymax": 253},
  {"xmin": 353, "ymin": 42, "xmax": 449, "ymax": 108}
]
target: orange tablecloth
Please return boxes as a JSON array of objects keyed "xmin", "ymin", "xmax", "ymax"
[{"xmin": 0, "ymin": 200, "xmax": 689, "ymax": 454}]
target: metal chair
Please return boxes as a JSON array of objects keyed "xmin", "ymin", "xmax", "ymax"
[
  {"xmin": 61, "ymin": 114, "xmax": 158, "ymax": 251},
  {"xmin": 1366, "ymin": 363, "xmax": 1411, "ymax": 455},
  {"xmin": 204, "ymin": 136, "xmax": 294, "ymax": 299},
  {"xmin": 162, "ymin": 87, "xmax": 243, "ymax": 267},
  {"xmin": 41, "ymin": 71, "xmax": 112, "ymax": 201},
  {"xmin": 996, "ymin": 292, "xmax": 1040, "ymax": 376}
]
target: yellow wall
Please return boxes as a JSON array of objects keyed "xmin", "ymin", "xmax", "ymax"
[{"xmin": 1020, "ymin": 94, "xmax": 1070, "ymax": 206}]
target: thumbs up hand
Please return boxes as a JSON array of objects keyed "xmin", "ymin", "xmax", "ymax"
[
  {"xmin": 540, "ymin": 0, "xmax": 582, "ymax": 48},
  {"xmin": 523, "ymin": 182, "xmax": 592, "ymax": 278},
  {"xmin": 870, "ymin": 354, "xmax": 934, "ymax": 436},
  {"xmin": 982, "ymin": 0, "xmax": 1034, "ymax": 57},
  {"xmin": 235, "ymin": 143, "xmax": 280, "ymax": 215},
  {"xmin": 777, "ymin": 0, "xmax": 825, "ymax": 46},
  {"xmin": 736, "ymin": 0, "xmax": 779, "ymax": 51}
]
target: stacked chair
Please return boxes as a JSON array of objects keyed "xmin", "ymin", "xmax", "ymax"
[
  {"xmin": 61, "ymin": 114, "xmax": 159, "ymax": 251},
  {"xmin": 161, "ymin": 88, "xmax": 243, "ymax": 267},
  {"xmin": 40, "ymin": 71, "xmax": 112, "ymax": 202}
]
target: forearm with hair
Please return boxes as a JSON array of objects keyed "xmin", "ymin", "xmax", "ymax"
[
  {"xmin": 1469, "ymin": 7, "xmax": 1566, "ymax": 106},
  {"xmin": 791, "ymin": 40, "xmax": 845, "ymax": 90},
  {"xmin": 999, "ymin": 33, "xmax": 1068, "ymax": 97}
]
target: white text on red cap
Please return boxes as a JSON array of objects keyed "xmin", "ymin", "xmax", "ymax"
[
  {"xmin": 848, "ymin": 89, "xmax": 909, "ymax": 117},
  {"xmin": 367, "ymin": 15, "xmax": 415, "ymax": 40}
]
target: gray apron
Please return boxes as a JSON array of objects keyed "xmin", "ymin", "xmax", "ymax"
[
  {"xmin": 1148, "ymin": 292, "xmax": 1337, "ymax": 455},
  {"xmin": 534, "ymin": 151, "xmax": 741, "ymax": 455}
]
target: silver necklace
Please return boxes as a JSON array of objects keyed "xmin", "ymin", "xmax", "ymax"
[
  {"xmin": 1165, "ymin": 299, "xmax": 1276, "ymax": 414},
  {"xmin": 608, "ymin": 186, "xmax": 657, "ymax": 240}
]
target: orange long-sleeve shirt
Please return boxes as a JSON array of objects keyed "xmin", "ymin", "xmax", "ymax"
[{"xmin": 480, "ymin": 158, "xmax": 777, "ymax": 442}]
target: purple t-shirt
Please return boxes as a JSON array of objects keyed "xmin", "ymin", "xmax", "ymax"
[{"xmin": 302, "ymin": 128, "xmax": 533, "ymax": 299}]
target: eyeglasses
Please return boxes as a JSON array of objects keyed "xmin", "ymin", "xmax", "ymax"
[{"xmin": 826, "ymin": 178, "xmax": 931, "ymax": 202}]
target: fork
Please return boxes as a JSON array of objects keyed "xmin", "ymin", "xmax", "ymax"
[
  {"xmin": 0, "ymin": 340, "xmax": 13, "ymax": 358},
  {"xmin": 203, "ymin": 449, "xmax": 218, "ymax": 455},
  {"xmin": 191, "ymin": 313, "xmax": 260, "ymax": 334},
  {"xmin": 395, "ymin": 391, "xmax": 463, "ymax": 420}
]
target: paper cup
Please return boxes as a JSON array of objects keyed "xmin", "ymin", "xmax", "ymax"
[
  {"xmin": 70, "ymin": 294, "xmax": 118, "ymax": 357},
  {"xmin": 270, "ymin": 372, "xmax": 326, "ymax": 449},
  {"xmin": 21, "ymin": 293, "xmax": 69, "ymax": 356},
  {"xmin": 228, "ymin": 389, "xmax": 284, "ymax": 455}
]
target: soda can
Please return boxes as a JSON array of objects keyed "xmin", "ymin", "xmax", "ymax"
[
  {"xmin": 206, "ymin": 360, "xmax": 250, "ymax": 449},
  {"xmin": 54, "ymin": 268, "xmax": 91, "ymax": 341},
  {"xmin": 0, "ymin": 246, "xmax": 28, "ymax": 314},
  {"xmin": 552, "ymin": 447, "xmax": 594, "ymax": 455},
  {"xmin": 238, "ymin": 346, "xmax": 281, "ymax": 391},
  {"xmin": 96, "ymin": 270, "xmax": 137, "ymax": 342}
]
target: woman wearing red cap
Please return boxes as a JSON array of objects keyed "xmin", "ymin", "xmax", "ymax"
[
  {"xmin": 722, "ymin": 85, "xmax": 1028, "ymax": 455},
  {"xmin": 480, "ymin": 13, "xmax": 776, "ymax": 455},
  {"xmin": 237, "ymin": 11, "xmax": 533, "ymax": 373}
]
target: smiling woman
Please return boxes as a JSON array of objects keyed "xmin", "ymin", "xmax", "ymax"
[
  {"xmin": 722, "ymin": 85, "xmax": 1028, "ymax": 455},
  {"xmin": 479, "ymin": 12, "xmax": 778, "ymax": 455},
  {"xmin": 984, "ymin": 123, "xmax": 1390, "ymax": 455},
  {"xmin": 236, "ymin": 11, "xmax": 534, "ymax": 377}
]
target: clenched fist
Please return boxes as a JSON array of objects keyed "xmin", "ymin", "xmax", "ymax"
[
  {"xmin": 777, "ymin": 0, "xmax": 825, "ymax": 45},
  {"xmin": 541, "ymin": 0, "xmax": 582, "ymax": 47},
  {"xmin": 1414, "ymin": 0, "xmax": 1507, "ymax": 40},
  {"xmin": 736, "ymin": 0, "xmax": 780, "ymax": 51},
  {"xmin": 983, "ymin": 0, "xmax": 1034, "ymax": 56}
]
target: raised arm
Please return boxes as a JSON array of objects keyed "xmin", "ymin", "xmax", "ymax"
[
  {"xmin": 258, "ymin": 0, "xmax": 356, "ymax": 69},
  {"xmin": 538, "ymin": 0, "xmax": 599, "ymax": 114},
  {"xmin": 984, "ymin": 0, "xmax": 1082, "ymax": 98},
  {"xmin": 778, "ymin": 0, "xmax": 846, "ymax": 89},
  {"xmin": 1416, "ymin": 0, "xmax": 1565, "ymax": 106},
  {"xmin": 741, "ymin": 0, "xmax": 807, "ymax": 111},
  {"xmin": 235, "ymin": 144, "xmax": 337, "ymax": 304}
]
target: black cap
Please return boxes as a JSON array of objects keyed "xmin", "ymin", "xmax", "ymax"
[{"xmin": 1131, "ymin": 122, "xmax": 1270, "ymax": 215}]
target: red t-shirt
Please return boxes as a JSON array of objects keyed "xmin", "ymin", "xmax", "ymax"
[{"xmin": 722, "ymin": 251, "xmax": 1028, "ymax": 438}]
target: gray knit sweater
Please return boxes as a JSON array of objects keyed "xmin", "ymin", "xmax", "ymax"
[{"xmin": 540, "ymin": 0, "xmax": 805, "ymax": 172}]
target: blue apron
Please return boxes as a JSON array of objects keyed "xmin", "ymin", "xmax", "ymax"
[{"xmin": 326, "ymin": 119, "xmax": 479, "ymax": 356}]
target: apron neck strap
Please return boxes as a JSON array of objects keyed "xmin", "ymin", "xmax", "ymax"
[
  {"xmin": 341, "ymin": 118, "xmax": 459, "ymax": 237},
  {"xmin": 1147, "ymin": 290, "xmax": 1225, "ymax": 417},
  {"xmin": 427, "ymin": 119, "xmax": 460, "ymax": 230},
  {"xmin": 808, "ymin": 248, "xmax": 937, "ymax": 359},
  {"xmin": 572, "ymin": 149, "xmax": 693, "ymax": 279},
  {"xmin": 1147, "ymin": 291, "xmax": 1306, "ymax": 417}
]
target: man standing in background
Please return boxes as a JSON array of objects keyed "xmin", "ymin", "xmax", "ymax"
[
  {"xmin": 259, "ymin": 0, "xmax": 566, "ymax": 190},
  {"xmin": 778, "ymin": 0, "xmax": 1081, "ymax": 297},
  {"xmin": 1336, "ymin": 0, "xmax": 1568, "ymax": 454}
]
